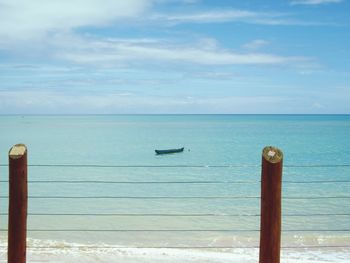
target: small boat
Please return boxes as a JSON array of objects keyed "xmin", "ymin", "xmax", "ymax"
[{"xmin": 155, "ymin": 147, "xmax": 184, "ymax": 155}]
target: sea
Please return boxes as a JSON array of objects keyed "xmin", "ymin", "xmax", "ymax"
[{"xmin": 0, "ymin": 114, "xmax": 349, "ymax": 262}]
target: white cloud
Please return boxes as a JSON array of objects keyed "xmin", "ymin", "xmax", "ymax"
[
  {"xmin": 290, "ymin": 0, "xmax": 343, "ymax": 5},
  {"xmin": 183, "ymin": 72, "xmax": 240, "ymax": 79},
  {"xmin": 312, "ymin": 102, "xmax": 325, "ymax": 108},
  {"xmin": 0, "ymin": 89, "xmax": 289, "ymax": 114},
  {"xmin": 0, "ymin": 1, "xmax": 335, "ymax": 45},
  {"xmin": 243, "ymin": 39, "xmax": 270, "ymax": 50},
  {"xmin": 152, "ymin": 10, "xmax": 257, "ymax": 23},
  {"xmin": 150, "ymin": 9, "xmax": 324, "ymax": 26},
  {"xmin": 3, "ymin": 85, "xmax": 350, "ymax": 114},
  {"xmin": 0, "ymin": 0, "xmax": 151, "ymax": 40},
  {"xmin": 50, "ymin": 34, "xmax": 309, "ymax": 66}
]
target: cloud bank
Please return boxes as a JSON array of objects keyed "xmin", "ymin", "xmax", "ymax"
[
  {"xmin": 0, "ymin": 0, "xmax": 151, "ymax": 40},
  {"xmin": 0, "ymin": 0, "xmax": 331, "ymax": 44},
  {"xmin": 51, "ymin": 35, "xmax": 308, "ymax": 66},
  {"xmin": 150, "ymin": 10, "xmax": 316, "ymax": 26}
]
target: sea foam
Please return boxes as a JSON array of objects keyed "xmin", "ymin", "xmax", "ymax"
[{"xmin": 0, "ymin": 239, "xmax": 349, "ymax": 263}]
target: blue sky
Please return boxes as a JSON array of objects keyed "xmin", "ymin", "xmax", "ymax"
[{"xmin": 0, "ymin": 0, "xmax": 349, "ymax": 114}]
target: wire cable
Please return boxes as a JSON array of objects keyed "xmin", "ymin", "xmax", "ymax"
[
  {"xmin": 0, "ymin": 229, "xmax": 349, "ymax": 232},
  {"xmin": 0, "ymin": 164, "xmax": 259, "ymax": 168},
  {"xmin": 0, "ymin": 195, "xmax": 349, "ymax": 199},
  {"xmin": 0, "ymin": 212, "xmax": 349, "ymax": 217},
  {"xmin": 0, "ymin": 245, "xmax": 349, "ymax": 249},
  {"xmin": 1, "ymin": 180, "xmax": 349, "ymax": 184},
  {"xmin": 1, "ymin": 163, "xmax": 350, "ymax": 168}
]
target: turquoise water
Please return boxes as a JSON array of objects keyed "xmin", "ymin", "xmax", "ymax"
[{"xmin": 0, "ymin": 115, "xmax": 349, "ymax": 250}]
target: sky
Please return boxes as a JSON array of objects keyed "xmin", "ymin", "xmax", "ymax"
[{"xmin": 0, "ymin": 0, "xmax": 349, "ymax": 114}]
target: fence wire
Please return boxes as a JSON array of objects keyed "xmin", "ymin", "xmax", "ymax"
[
  {"xmin": 0, "ymin": 229, "xmax": 350, "ymax": 232},
  {"xmin": 0, "ymin": 245, "xmax": 349, "ymax": 249},
  {"xmin": 1, "ymin": 180, "xmax": 350, "ymax": 184},
  {"xmin": 1, "ymin": 213, "xmax": 349, "ymax": 216},
  {"xmin": 1, "ymin": 163, "xmax": 350, "ymax": 168},
  {"xmin": 0, "ymin": 162, "xmax": 349, "ymax": 251},
  {"xmin": 1, "ymin": 195, "xmax": 349, "ymax": 199}
]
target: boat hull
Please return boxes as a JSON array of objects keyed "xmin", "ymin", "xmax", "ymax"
[{"xmin": 155, "ymin": 147, "xmax": 184, "ymax": 155}]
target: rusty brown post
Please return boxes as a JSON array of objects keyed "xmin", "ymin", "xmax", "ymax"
[
  {"xmin": 259, "ymin": 146, "xmax": 283, "ymax": 263},
  {"xmin": 8, "ymin": 144, "xmax": 28, "ymax": 263}
]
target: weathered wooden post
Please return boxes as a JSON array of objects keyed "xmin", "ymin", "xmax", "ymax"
[
  {"xmin": 259, "ymin": 146, "xmax": 283, "ymax": 263},
  {"xmin": 8, "ymin": 144, "xmax": 28, "ymax": 263}
]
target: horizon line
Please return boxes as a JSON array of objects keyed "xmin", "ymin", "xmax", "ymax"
[{"xmin": 0, "ymin": 113, "xmax": 350, "ymax": 116}]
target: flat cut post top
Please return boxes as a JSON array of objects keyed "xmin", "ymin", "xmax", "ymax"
[
  {"xmin": 9, "ymin": 144, "xmax": 27, "ymax": 159},
  {"xmin": 262, "ymin": 146, "xmax": 283, "ymax": 164}
]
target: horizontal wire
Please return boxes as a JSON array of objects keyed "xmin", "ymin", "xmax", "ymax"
[
  {"xmin": 283, "ymin": 180, "xmax": 350, "ymax": 184},
  {"xmin": 282, "ymin": 245, "xmax": 350, "ymax": 249},
  {"xmin": 3, "ymin": 213, "xmax": 258, "ymax": 216},
  {"xmin": 0, "ymin": 180, "xmax": 258, "ymax": 184},
  {"xmin": 285, "ymin": 164, "xmax": 350, "ymax": 168},
  {"xmin": 283, "ymin": 196, "xmax": 350, "ymax": 199},
  {"xmin": 0, "ymin": 164, "xmax": 258, "ymax": 168},
  {"xmin": 0, "ymin": 245, "xmax": 349, "ymax": 249},
  {"xmin": 0, "ymin": 229, "xmax": 349, "ymax": 232},
  {"xmin": 1, "ymin": 229, "xmax": 260, "ymax": 232},
  {"xmin": 0, "ymin": 213, "xmax": 349, "ymax": 217},
  {"xmin": 1, "ymin": 164, "xmax": 350, "ymax": 168},
  {"xmin": 0, "ymin": 196, "xmax": 260, "ymax": 199},
  {"xmin": 282, "ymin": 213, "xmax": 350, "ymax": 216},
  {"xmin": 0, "ymin": 212, "xmax": 261, "ymax": 217},
  {"xmin": 1, "ymin": 196, "xmax": 261, "ymax": 199},
  {"xmin": 1, "ymin": 180, "xmax": 349, "ymax": 184},
  {"xmin": 0, "ymin": 196, "xmax": 349, "ymax": 199},
  {"xmin": 1, "ymin": 245, "xmax": 249, "ymax": 249}
]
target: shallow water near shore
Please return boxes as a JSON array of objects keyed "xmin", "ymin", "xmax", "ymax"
[{"xmin": 0, "ymin": 114, "xmax": 349, "ymax": 261}]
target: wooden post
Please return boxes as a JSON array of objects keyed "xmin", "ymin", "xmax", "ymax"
[
  {"xmin": 259, "ymin": 146, "xmax": 283, "ymax": 263},
  {"xmin": 8, "ymin": 144, "xmax": 28, "ymax": 263}
]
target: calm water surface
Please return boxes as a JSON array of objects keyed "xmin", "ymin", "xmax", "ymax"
[{"xmin": 0, "ymin": 115, "xmax": 349, "ymax": 249}]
